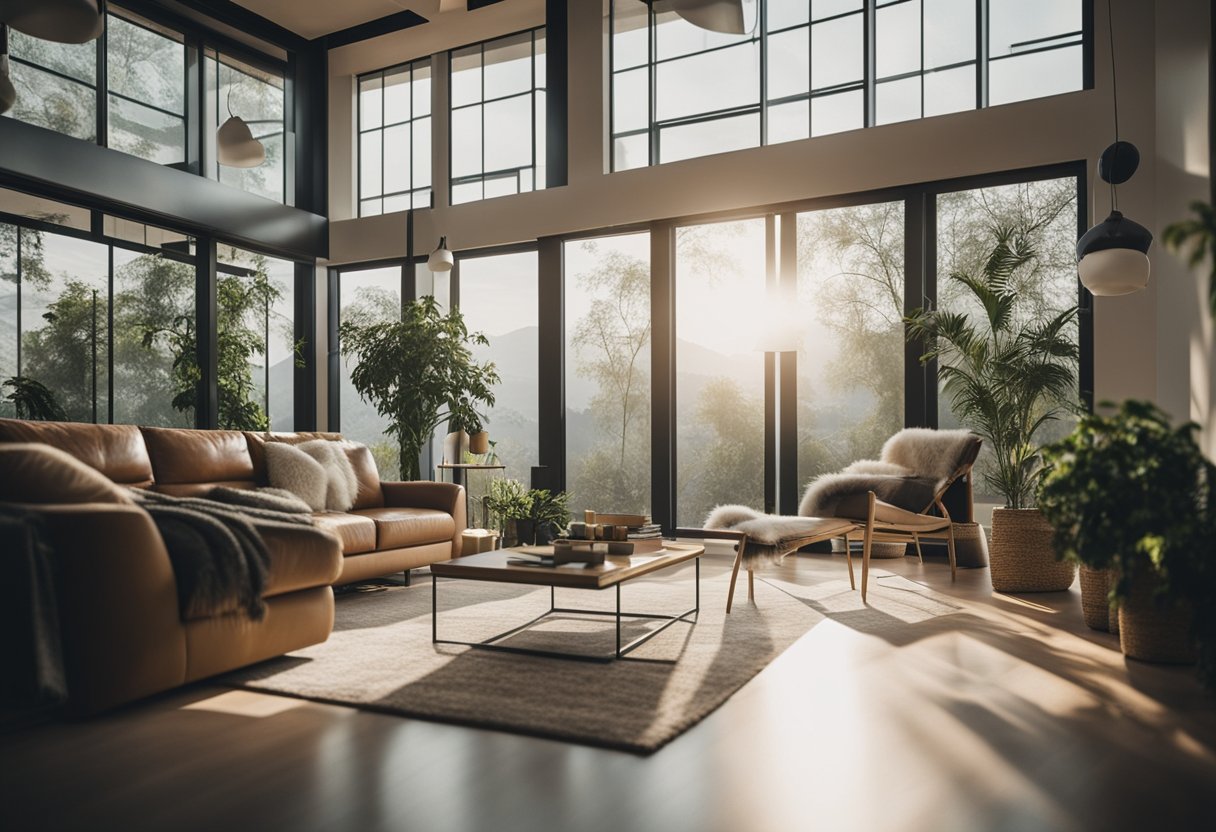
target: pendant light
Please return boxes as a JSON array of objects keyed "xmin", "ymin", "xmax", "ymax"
[
  {"xmin": 0, "ymin": 0, "xmax": 104, "ymax": 44},
  {"xmin": 0, "ymin": 25, "xmax": 15, "ymax": 116},
  {"xmin": 216, "ymin": 88, "xmax": 265, "ymax": 168},
  {"xmin": 1076, "ymin": 0, "xmax": 1152, "ymax": 296},
  {"xmin": 427, "ymin": 236, "xmax": 454, "ymax": 272},
  {"xmin": 653, "ymin": 0, "xmax": 752, "ymax": 35}
]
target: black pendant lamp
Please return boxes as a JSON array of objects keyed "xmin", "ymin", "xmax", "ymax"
[{"xmin": 1077, "ymin": 0, "xmax": 1152, "ymax": 296}]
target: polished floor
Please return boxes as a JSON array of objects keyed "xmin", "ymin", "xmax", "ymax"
[{"xmin": 4, "ymin": 550, "xmax": 1215, "ymax": 832}]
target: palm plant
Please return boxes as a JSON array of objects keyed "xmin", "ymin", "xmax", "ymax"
[
  {"xmin": 1162, "ymin": 200, "xmax": 1216, "ymax": 318},
  {"xmin": 3, "ymin": 376, "xmax": 67, "ymax": 421},
  {"xmin": 905, "ymin": 225, "xmax": 1079, "ymax": 508}
]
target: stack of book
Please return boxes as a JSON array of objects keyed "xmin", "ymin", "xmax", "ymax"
[{"xmin": 582, "ymin": 512, "xmax": 664, "ymax": 552}]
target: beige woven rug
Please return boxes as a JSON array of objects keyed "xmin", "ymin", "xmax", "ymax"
[{"xmin": 225, "ymin": 560, "xmax": 961, "ymax": 754}]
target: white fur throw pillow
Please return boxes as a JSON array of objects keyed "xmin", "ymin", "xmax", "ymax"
[
  {"xmin": 297, "ymin": 440, "xmax": 359, "ymax": 512},
  {"xmin": 264, "ymin": 443, "xmax": 327, "ymax": 512}
]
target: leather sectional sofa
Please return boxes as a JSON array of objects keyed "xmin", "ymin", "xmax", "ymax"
[{"xmin": 0, "ymin": 419, "xmax": 466, "ymax": 714}]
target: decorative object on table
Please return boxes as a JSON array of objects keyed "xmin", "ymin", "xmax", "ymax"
[
  {"xmin": 469, "ymin": 430, "xmax": 490, "ymax": 455},
  {"xmin": 442, "ymin": 430, "xmax": 468, "ymax": 465},
  {"xmin": 1162, "ymin": 201, "xmax": 1216, "ymax": 319},
  {"xmin": 508, "ymin": 543, "xmax": 608, "ymax": 566},
  {"xmin": 1038, "ymin": 400, "xmax": 1215, "ymax": 678},
  {"xmin": 1076, "ymin": 0, "xmax": 1152, "ymax": 297},
  {"xmin": 484, "ymin": 439, "xmax": 499, "ymax": 465},
  {"xmin": 483, "ymin": 478, "xmax": 570, "ymax": 547},
  {"xmin": 906, "ymin": 224, "xmax": 1080, "ymax": 593},
  {"xmin": 340, "ymin": 295, "xmax": 498, "ymax": 480},
  {"xmin": 950, "ymin": 521, "xmax": 989, "ymax": 569}
]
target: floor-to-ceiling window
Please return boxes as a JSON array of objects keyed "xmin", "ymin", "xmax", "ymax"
[
  {"xmin": 449, "ymin": 29, "xmax": 546, "ymax": 204},
  {"xmin": 456, "ymin": 250, "xmax": 539, "ymax": 482},
  {"xmin": 106, "ymin": 9, "xmax": 187, "ymax": 165},
  {"xmin": 564, "ymin": 232, "xmax": 652, "ymax": 517},
  {"xmin": 674, "ymin": 218, "xmax": 767, "ymax": 526},
  {"xmin": 358, "ymin": 59, "xmax": 433, "ymax": 217}
]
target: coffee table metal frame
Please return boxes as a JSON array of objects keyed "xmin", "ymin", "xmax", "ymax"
[{"xmin": 431, "ymin": 555, "xmax": 700, "ymax": 663}]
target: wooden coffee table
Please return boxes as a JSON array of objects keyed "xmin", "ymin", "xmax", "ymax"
[{"xmin": 429, "ymin": 543, "xmax": 704, "ymax": 662}]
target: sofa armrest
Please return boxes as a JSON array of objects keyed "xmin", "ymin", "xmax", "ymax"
[
  {"xmin": 23, "ymin": 502, "xmax": 188, "ymax": 714},
  {"xmin": 380, "ymin": 481, "xmax": 467, "ymax": 555}
]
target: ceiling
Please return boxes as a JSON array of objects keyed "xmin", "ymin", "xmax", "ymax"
[{"xmin": 231, "ymin": 0, "xmax": 518, "ymax": 40}]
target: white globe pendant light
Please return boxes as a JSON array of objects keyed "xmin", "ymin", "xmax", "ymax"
[
  {"xmin": 216, "ymin": 88, "xmax": 265, "ymax": 168},
  {"xmin": 0, "ymin": 0, "xmax": 104, "ymax": 44},
  {"xmin": 427, "ymin": 237, "xmax": 454, "ymax": 272}
]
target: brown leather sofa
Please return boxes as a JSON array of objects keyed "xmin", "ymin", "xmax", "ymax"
[{"xmin": 0, "ymin": 419, "xmax": 467, "ymax": 714}]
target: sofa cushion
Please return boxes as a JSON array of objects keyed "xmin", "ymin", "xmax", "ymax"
[
  {"xmin": 142, "ymin": 427, "xmax": 255, "ymax": 487},
  {"xmin": 0, "ymin": 443, "xmax": 135, "ymax": 504},
  {"xmin": 258, "ymin": 524, "xmax": 343, "ymax": 597},
  {"xmin": 351, "ymin": 507, "xmax": 456, "ymax": 550},
  {"xmin": 245, "ymin": 431, "xmax": 345, "ymax": 485},
  {"xmin": 312, "ymin": 512, "xmax": 377, "ymax": 555},
  {"xmin": 297, "ymin": 440, "xmax": 358, "ymax": 512},
  {"xmin": 0, "ymin": 418, "xmax": 153, "ymax": 486},
  {"xmin": 265, "ymin": 443, "xmax": 328, "ymax": 511},
  {"xmin": 343, "ymin": 443, "xmax": 384, "ymax": 510}
]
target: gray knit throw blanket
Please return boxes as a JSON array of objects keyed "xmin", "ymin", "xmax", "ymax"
[{"xmin": 128, "ymin": 488, "xmax": 313, "ymax": 621}]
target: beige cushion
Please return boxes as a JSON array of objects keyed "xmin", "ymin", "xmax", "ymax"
[
  {"xmin": 350, "ymin": 507, "xmax": 457, "ymax": 549},
  {"xmin": 264, "ymin": 443, "xmax": 327, "ymax": 511},
  {"xmin": 0, "ymin": 443, "xmax": 134, "ymax": 505},
  {"xmin": 297, "ymin": 440, "xmax": 358, "ymax": 512},
  {"xmin": 312, "ymin": 512, "xmax": 377, "ymax": 555}
]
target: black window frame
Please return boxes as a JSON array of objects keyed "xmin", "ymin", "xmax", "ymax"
[{"xmin": 356, "ymin": 57, "xmax": 434, "ymax": 218}]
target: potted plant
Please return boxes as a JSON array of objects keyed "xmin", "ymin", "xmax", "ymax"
[
  {"xmin": 447, "ymin": 398, "xmax": 490, "ymax": 457},
  {"xmin": 528, "ymin": 488, "xmax": 571, "ymax": 545},
  {"xmin": 340, "ymin": 295, "xmax": 499, "ymax": 480},
  {"xmin": 484, "ymin": 478, "xmax": 532, "ymax": 547},
  {"xmin": 906, "ymin": 224, "xmax": 1080, "ymax": 592},
  {"xmin": 1039, "ymin": 401, "xmax": 1214, "ymax": 670}
]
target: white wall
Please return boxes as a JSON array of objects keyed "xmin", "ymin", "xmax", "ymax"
[{"xmin": 320, "ymin": 0, "xmax": 1210, "ymax": 444}]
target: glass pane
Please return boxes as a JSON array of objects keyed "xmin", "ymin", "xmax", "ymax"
[
  {"xmin": 413, "ymin": 117, "xmax": 432, "ymax": 188},
  {"xmin": 111, "ymin": 249, "xmax": 194, "ymax": 427},
  {"xmin": 108, "ymin": 95, "xmax": 186, "ymax": 164},
  {"xmin": 876, "ymin": 0, "xmax": 921, "ymax": 79},
  {"xmin": 360, "ymin": 198, "xmax": 382, "ymax": 217},
  {"xmin": 457, "ymin": 251, "xmax": 539, "ymax": 484},
  {"xmin": 656, "ymin": 42, "xmax": 760, "ymax": 122},
  {"xmin": 0, "ymin": 225, "xmax": 16, "ymax": 418},
  {"xmin": 483, "ymin": 32, "xmax": 533, "ymax": 100},
  {"xmin": 795, "ymin": 203, "xmax": 906, "ymax": 484},
  {"xmin": 675, "ymin": 219, "xmax": 766, "ymax": 526},
  {"xmin": 989, "ymin": 46, "xmax": 1083, "ymax": 106},
  {"xmin": 340, "ymin": 267, "xmax": 402, "ymax": 479},
  {"xmin": 9, "ymin": 30, "xmax": 96, "ymax": 83},
  {"xmin": 450, "ymin": 45, "xmax": 483, "ymax": 108},
  {"xmin": 483, "ymin": 172, "xmax": 521, "ymax": 200},
  {"xmin": 19, "ymin": 232, "xmax": 110, "ymax": 423},
  {"xmin": 614, "ymin": 133, "xmax": 648, "ymax": 171},
  {"xmin": 533, "ymin": 89, "xmax": 546, "ymax": 190},
  {"xmin": 450, "ymin": 104, "xmax": 483, "ymax": 178},
  {"xmin": 382, "ymin": 193, "xmax": 411, "ymax": 214},
  {"xmin": 876, "ymin": 76, "xmax": 921, "ymax": 125},
  {"xmin": 413, "ymin": 61, "xmax": 432, "ymax": 117},
  {"xmin": 659, "ymin": 112, "xmax": 759, "ymax": 164},
  {"xmin": 989, "ymin": 0, "xmax": 1083, "ymax": 56},
  {"xmin": 8, "ymin": 62, "xmax": 96, "ymax": 141},
  {"xmin": 767, "ymin": 27, "xmax": 810, "ymax": 101},
  {"xmin": 360, "ymin": 130, "xmax": 383, "ymax": 198},
  {"xmin": 612, "ymin": 0, "xmax": 651, "ymax": 71},
  {"xmin": 484, "ymin": 94, "xmax": 533, "ymax": 173},
  {"xmin": 768, "ymin": 0, "xmax": 811, "ymax": 29},
  {"xmin": 613, "ymin": 67, "xmax": 649, "ymax": 134},
  {"xmin": 812, "ymin": 13, "xmax": 863, "ymax": 90},
  {"xmin": 935, "ymin": 177, "xmax": 1079, "ymax": 520},
  {"xmin": 564, "ymin": 233, "xmax": 652, "ymax": 517},
  {"xmin": 359, "ymin": 73, "xmax": 382, "ymax": 130},
  {"xmin": 924, "ymin": 0, "xmax": 977, "ymax": 69},
  {"xmin": 655, "ymin": 8, "xmax": 756, "ymax": 61},
  {"xmin": 812, "ymin": 89, "xmax": 864, "ymax": 136},
  {"xmin": 451, "ymin": 181, "xmax": 483, "ymax": 205},
  {"xmin": 924, "ymin": 64, "xmax": 975, "ymax": 117},
  {"xmin": 814, "ymin": 0, "xmax": 864, "ymax": 20},
  {"xmin": 382, "ymin": 123, "xmax": 411, "ymax": 195},
  {"xmin": 411, "ymin": 188, "xmax": 431, "ymax": 210},
  {"xmin": 107, "ymin": 14, "xmax": 184, "ymax": 114},
  {"xmin": 768, "ymin": 99, "xmax": 809, "ymax": 144},
  {"xmin": 262, "ymin": 255, "xmax": 296, "ymax": 431},
  {"xmin": 383, "ymin": 66, "xmax": 410, "ymax": 125}
]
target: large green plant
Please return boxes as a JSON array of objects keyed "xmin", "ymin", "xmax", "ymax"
[
  {"xmin": 1162, "ymin": 200, "xmax": 1216, "ymax": 318},
  {"xmin": 2, "ymin": 376, "xmax": 66, "ymax": 421},
  {"xmin": 1038, "ymin": 401, "xmax": 1216, "ymax": 689},
  {"xmin": 905, "ymin": 225, "xmax": 1079, "ymax": 508},
  {"xmin": 340, "ymin": 295, "xmax": 499, "ymax": 480}
]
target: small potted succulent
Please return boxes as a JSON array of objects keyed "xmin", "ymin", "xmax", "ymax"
[{"xmin": 1038, "ymin": 400, "xmax": 1215, "ymax": 673}]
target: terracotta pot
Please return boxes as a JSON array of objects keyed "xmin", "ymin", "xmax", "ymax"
[
  {"xmin": 1118, "ymin": 573, "xmax": 1196, "ymax": 664},
  {"xmin": 989, "ymin": 507, "xmax": 1076, "ymax": 592},
  {"xmin": 469, "ymin": 430, "xmax": 490, "ymax": 455},
  {"xmin": 1079, "ymin": 566, "xmax": 1118, "ymax": 633}
]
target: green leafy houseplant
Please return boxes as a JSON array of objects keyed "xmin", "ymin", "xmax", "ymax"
[
  {"xmin": 905, "ymin": 225, "xmax": 1079, "ymax": 509},
  {"xmin": 1038, "ymin": 401, "xmax": 1216, "ymax": 685},
  {"xmin": 482, "ymin": 479, "xmax": 571, "ymax": 546},
  {"xmin": 1162, "ymin": 200, "xmax": 1216, "ymax": 318},
  {"xmin": 340, "ymin": 295, "xmax": 499, "ymax": 480},
  {"xmin": 527, "ymin": 488, "xmax": 571, "ymax": 544},
  {"xmin": 2, "ymin": 376, "xmax": 67, "ymax": 421}
]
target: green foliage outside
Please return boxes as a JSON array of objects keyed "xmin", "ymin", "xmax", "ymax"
[
  {"xmin": 907, "ymin": 225, "xmax": 1079, "ymax": 508},
  {"xmin": 2, "ymin": 377, "xmax": 67, "ymax": 421},
  {"xmin": 1038, "ymin": 400, "xmax": 1216, "ymax": 689},
  {"xmin": 340, "ymin": 295, "xmax": 499, "ymax": 481}
]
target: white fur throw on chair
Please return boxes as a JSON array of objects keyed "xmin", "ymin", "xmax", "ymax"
[{"xmin": 703, "ymin": 504, "xmax": 855, "ymax": 566}]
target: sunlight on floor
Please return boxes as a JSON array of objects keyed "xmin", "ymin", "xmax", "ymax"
[
  {"xmin": 991, "ymin": 593, "xmax": 1061, "ymax": 613},
  {"xmin": 182, "ymin": 690, "xmax": 309, "ymax": 718}
]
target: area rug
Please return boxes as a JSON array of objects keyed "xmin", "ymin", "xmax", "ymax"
[{"xmin": 225, "ymin": 560, "xmax": 962, "ymax": 754}]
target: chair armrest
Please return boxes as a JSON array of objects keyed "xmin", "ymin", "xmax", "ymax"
[
  {"xmin": 380, "ymin": 481, "xmax": 467, "ymax": 555},
  {"xmin": 21, "ymin": 502, "xmax": 188, "ymax": 714}
]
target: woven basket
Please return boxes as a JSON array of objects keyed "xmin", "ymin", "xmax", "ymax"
[
  {"xmin": 1118, "ymin": 574, "xmax": 1195, "ymax": 664},
  {"xmin": 1079, "ymin": 566, "xmax": 1118, "ymax": 633},
  {"xmin": 952, "ymin": 522, "xmax": 989, "ymax": 568},
  {"xmin": 989, "ymin": 508, "xmax": 1076, "ymax": 592},
  {"xmin": 831, "ymin": 539, "xmax": 908, "ymax": 559}
]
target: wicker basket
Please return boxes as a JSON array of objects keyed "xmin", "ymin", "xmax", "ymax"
[
  {"xmin": 952, "ymin": 522, "xmax": 989, "ymax": 568},
  {"xmin": 1118, "ymin": 574, "xmax": 1195, "ymax": 664},
  {"xmin": 831, "ymin": 538, "xmax": 908, "ymax": 559},
  {"xmin": 1079, "ymin": 566, "xmax": 1118, "ymax": 633},
  {"xmin": 989, "ymin": 508, "xmax": 1076, "ymax": 592}
]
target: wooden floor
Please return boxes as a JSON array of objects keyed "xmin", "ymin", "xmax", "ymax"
[{"xmin": 4, "ymin": 550, "xmax": 1215, "ymax": 832}]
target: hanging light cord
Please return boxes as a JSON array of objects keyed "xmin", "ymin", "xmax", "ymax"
[{"xmin": 1107, "ymin": 0, "xmax": 1119, "ymax": 211}]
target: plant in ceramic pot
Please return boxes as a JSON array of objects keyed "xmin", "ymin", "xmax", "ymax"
[
  {"xmin": 340, "ymin": 295, "xmax": 499, "ymax": 480},
  {"xmin": 446, "ymin": 399, "xmax": 486, "ymax": 462},
  {"xmin": 484, "ymin": 478, "xmax": 532, "ymax": 546},
  {"xmin": 906, "ymin": 224, "xmax": 1080, "ymax": 592},
  {"xmin": 1038, "ymin": 400, "xmax": 1216, "ymax": 674}
]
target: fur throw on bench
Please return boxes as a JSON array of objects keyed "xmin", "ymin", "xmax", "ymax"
[
  {"xmin": 703, "ymin": 504, "xmax": 854, "ymax": 566},
  {"xmin": 128, "ymin": 488, "xmax": 313, "ymax": 621}
]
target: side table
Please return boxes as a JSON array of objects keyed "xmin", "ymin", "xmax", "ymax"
[{"xmin": 436, "ymin": 463, "xmax": 506, "ymax": 530}]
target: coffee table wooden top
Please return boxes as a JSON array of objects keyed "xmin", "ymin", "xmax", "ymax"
[{"xmin": 430, "ymin": 543, "xmax": 704, "ymax": 590}]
